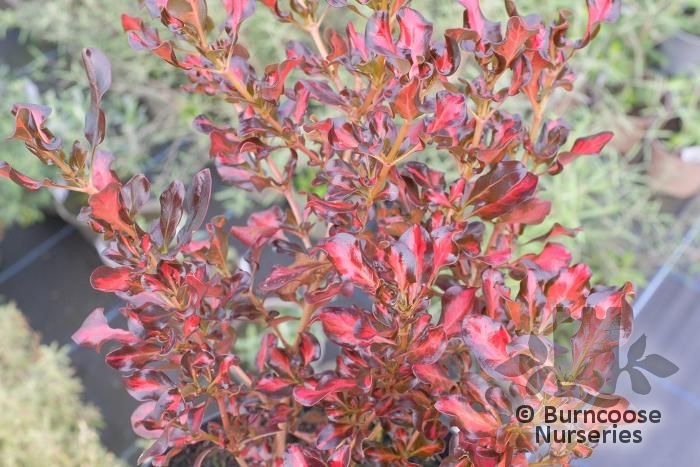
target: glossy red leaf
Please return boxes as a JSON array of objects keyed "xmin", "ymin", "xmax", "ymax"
[
  {"xmin": 90, "ymin": 265, "xmax": 133, "ymax": 292},
  {"xmin": 299, "ymin": 332, "xmax": 322, "ymax": 366},
  {"xmin": 293, "ymin": 378, "xmax": 357, "ymax": 406},
  {"xmin": 408, "ymin": 327, "xmax": 447, "ymax": 364},
  {"xmin": 499, "ymin": 198, "xmax": 551, "ymax": 225},
  {"xmin": 440, "ymin": 285, "xmax": 477, "ymax": 337},
  {"xmin": 177, "ymin": 169, "xmax": 212, "ymax": 246},
  {"xmin": 426, "ymin": 92, "xmax": 466, "ymax": 134},
  {"xmin": 316, "ymin": 233, "xmax": 378, "ymax": 291},
  {"xmin": 90, "ymin": 150, "xmax": 119, "ymax": 191},
  {"xmin": 468, "ymin": 161, "xmax": 538, "ymax": 220},
  {"xmin": 88, "ymin": 183, "xmax": 136, "ymax": 236},
  {"xmin": 520, "ymin": 242, "xmax": 572, "ymax": 273},
  {"xmin": 257, "ymin": 375, "xmax": 294, "ymax": 395}
]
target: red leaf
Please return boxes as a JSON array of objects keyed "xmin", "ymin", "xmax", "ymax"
[
  {"xmin": 316, "ymin": 233, "xmax": 378, "ymax": 291},
  {"xmin": 299, "ymin": 332, "xmax": 322, "ymax": 366},
  {"xmin": 558, "ymin": 131, "xmax": 614, "ymax": 165},
  {"xmin": 316, "ymin": 424, "xmax": 353, "ymax": 451},
  {"xmin": 520, "ymin": 242, "xmax": 572, "ymax": 273},
  {"xmin": 392, "ymin": 79, "xmax": 421, "ymax": 120},
  {"xmin": 293, "ymin": 378, "xmax": 357, "ymax": 406},
  {"xmin": 90, "ymin": 265, "xmax": 133, "ymax": 292},
  {"xmin": 106, "ymin": 342, "xmax": 161, "ymax": 371},
  {"xmin": 283, "ymin": 445, "xmax": 325, "ymax": 467},
  {"xmin": 256, "ymin": 375, "xmax": 293, "ymax": 395},
  {"xmin": 0, "ymin": 161, "xmax": 64, "ymax": 191},
  {"xmin": 396, "ymin": 7, "xmax": 433, "ymax": 61},
  {"xmin": 413, "ymin": 363, "xmax": 455, "ymax": 392},
  {"xmin": 499, "ymin": 198, "xmax": 551, "ymax": 225},
  {"xmin": 586, "ymin": 282, "xmax": 634, "ymax": 320},
  {"xmin": 545, "ymin": 264, "xmax": 591, "ymax": 321},
  {"xmin": 365, "ymin": 11, "xmax": 396, "ymax": 56},
  {"xmin": 427, "ymin": 91, "xmax": 467, "ymax": 134},
  {"xmin": 435, "ymin": 395, "xmax": 499, "ymax": 436},
  {"xmin": 223, "ymin": 0, "xmax": 256, "ymax": 38},
  {"xmin": 328, "ymin": 445, "xmax": 351, "ymax": 467},
  {"xmin": 462, "ymin": 315, "xmax": 512, "ymax": 372},
  {"xmin": 440, "ymin": 286, "xmax": 477, "ymax": 337},
  {"xmin": 408, "ymin": 327, "xmax": 447, "ymax": 364},
  {"xmin": 492, "ymin": 16, "xmax": 537, "ymax": 65},
  {"xmin": 468, "ymin": 161, "xmax": 538, "ymax": 220},
  {"xmin": 123, "ymin": 370, "xmax": 173, "ymax": 401},
  {"xmin": 89, "ymin": 183, "xmax": 136, "ymax": 236},
  {"xmin": 319, "ymin": 307, "xmax": 392, "ymax": 347},
  {"xmin": 71, "ymin": 308, "xmax": 138, "ymax": 351},
  {"xmin": 583, "ymin": 0, "xmax": 621, "ymax": 45},
  {"xmin": 230, "ymin": 206, "xmax": 286, "ymax": 249}
]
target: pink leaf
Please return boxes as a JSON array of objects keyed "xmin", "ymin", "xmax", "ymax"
[
  {"xmin": 435, "ymin": 395, "xmax": 499, "ymax": 436},
  {"xmin": 230, "ymin": 206, "xmax": 286, "ymax": 249},
  {"xmin": 71, "ymin": 308, "xmax": 138, "ymax": 351}
]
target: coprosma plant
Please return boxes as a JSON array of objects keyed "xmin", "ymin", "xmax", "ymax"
[{"xmin": 1, "ymin": 0, "xmax": 634, "ymax": 465}]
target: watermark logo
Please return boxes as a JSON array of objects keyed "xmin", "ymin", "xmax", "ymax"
[{"xmin": 494, "ymin": 309, "xmax": 678, "ymax": 408}]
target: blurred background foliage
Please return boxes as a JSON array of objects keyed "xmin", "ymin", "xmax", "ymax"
[
  {"xmin": 1, "ymin": 0, "xmax": 699, "ymax": 281},
  {"xmin": 0, "ymin": 302, "xmax": 126, "ymax": 467}
]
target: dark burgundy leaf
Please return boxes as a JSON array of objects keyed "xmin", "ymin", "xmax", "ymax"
[{"xmin": 468, "ymin": 161, "xmax": 538, "ymax": 220}]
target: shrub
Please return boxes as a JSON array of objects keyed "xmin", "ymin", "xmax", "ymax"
[
  {"xmin": 0, "ymin": 303, "xmax": 125, "ymax": 467},
  {"xmin": 1, "ymin": 0, "xmax": 635, "ymax": 465}
]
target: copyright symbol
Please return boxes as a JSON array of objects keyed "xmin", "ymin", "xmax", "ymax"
[{"xmin": 516, "ymin": 405, "xmax": 534, "ymax": 423}]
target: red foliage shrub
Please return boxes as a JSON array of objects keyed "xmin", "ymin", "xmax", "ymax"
[{"xmin": 1, "ymin": 0, "xmax": 633, "ymax": 465}]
